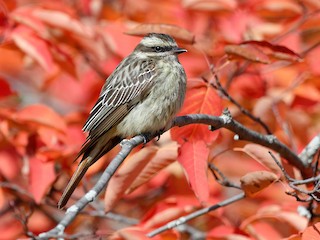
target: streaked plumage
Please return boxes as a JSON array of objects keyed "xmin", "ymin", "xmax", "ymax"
[{"xmin": 58, "ymin": 33, "xmax": 187, "ymax": 208}]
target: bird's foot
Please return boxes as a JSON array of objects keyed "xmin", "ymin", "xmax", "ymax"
[
  {"xmin": 140, "ymin": 133, "xmax": 152, "ymax": 144},
  {"xmin": 155, "ymin": 129, "xmax": 165, "ymax": 141}
]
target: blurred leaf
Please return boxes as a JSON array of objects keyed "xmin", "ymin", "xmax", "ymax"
[
  {"xmin": 183, "ymin": 0, "xmax": 237, "ymax": 11},
  {"xmin": 240, "ymin": 171, "xmax": 278, "ymax": 197},
  {"xmin": 301, "ymin": 222, "xmax": 320, "ymax": 240},
  {"xmin": 257, "ymin": 0, "xmax": 302, "ymax": 18},
  {"xmin": 29, "ymin": 156, "xmax": 56, "ymax": 203},
  {"xmin": 32, "ymin": 8, "xmax": 93, "ymax": 38},
  {"xmin": 0, "ymin": 78, "xmax": 15, "ymax": 98},
  {"xmin": 234, "ymin": 144, "xmax": 283, "ymax": 178},
  {"xmin": 225, "ymin": 44, "xmax": 271, "ymax": 64},
  {"xmin": 11, "ymin": 7, "xmax": 49, "ymax": 38},
  {"xmin": 225, "ymin": 41, "xmax": 301, "ymax": 63},
  {"xmin": 14, "ymin": 104, "xmax": 66, "ymax": 132}
]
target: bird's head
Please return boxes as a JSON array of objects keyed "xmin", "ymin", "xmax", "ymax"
[{"xmin": 133, "ymin": 33, "xmax": 187, "ymax": 59}]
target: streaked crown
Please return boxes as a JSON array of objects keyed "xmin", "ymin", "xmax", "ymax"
[{"xmin": 134, "ymin": 33, "xmax": 187, "ymax": 58}]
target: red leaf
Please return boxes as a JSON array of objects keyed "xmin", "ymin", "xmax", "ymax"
[
  {"xmin": 14, "ymin": 104, "xmax": 66, "ymax": 131},
  {"xmin": 0, "ymin": 78, "xmax": 15, "ymax": 98},
  {"xmin": 230, "ymin": 73, "xmax": 266, "ymax": 99},
  {"xmin": 177, "ymin": 141, "xmax": 209, "ymax": 203},
  {"xmin": 29, "ymin": 156, "xmax": 56, "ymax": 203},
  {"xmin": 171, "ymin": 79, "xmax": 222, "ymax": 144},
  {"xmin": 11, "ymin": 25, "xmax": 57, "ymax": 73}
]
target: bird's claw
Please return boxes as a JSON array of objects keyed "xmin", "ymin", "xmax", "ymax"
[{"xmin": 141, "ymin": 133, "xmax": 151, "ymax": 144}]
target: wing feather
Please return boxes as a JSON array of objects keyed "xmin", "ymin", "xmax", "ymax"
[{"xmin": 83, "ymin": 57, "xmax": 156, "ymax": 138}]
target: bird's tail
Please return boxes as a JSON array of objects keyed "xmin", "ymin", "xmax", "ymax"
[
  {"xmin": 58, "ymin": 158, "xmax": 90, "ymax": 209},
  {"xmin": 58, "ymin": 133, "xmax": 121, "ymax": 209}
]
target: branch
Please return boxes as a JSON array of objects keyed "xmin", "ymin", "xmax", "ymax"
[
  {"xmin": 38, "ymin": 136, "xmax": 145, "ymax": 239},
  {"xmin": 299, "ymin": 134, "xmax": 320, "ymax": 166},
  {"xmin": 38, "ymin": 111, "xmax": 310, "ymax": 238},
  {"xmin": 147, "ymin": 192, "xmax": 245, "ymax": 237},
  {"xmin": 212, "ymin": 74, "xmax": 273, "ymax": 135},
  {"xmin": 172, "ymin": 110, "xmax": 309, "ymax": 175}
]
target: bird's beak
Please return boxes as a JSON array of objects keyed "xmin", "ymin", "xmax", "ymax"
[{"xmin": 173, "ymin": 47, "xmax": 187, "ymax": 54}]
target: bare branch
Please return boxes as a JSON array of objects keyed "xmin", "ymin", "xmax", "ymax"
[
  {"xmin": 172, "ymin": 111, "xmax": 308, "ymax": 175},
  {"xmin": 212, "ymin": 74, "xmax": 273, "ymax": 135},
  {"xmin": 299, "ymin": 134, "xmax": 320, "ymax": 166},
  {"xmin": 147, "ymin": 192, "xmax": 245, "ymax": 237},
  {"xmin": 38, "ymin": 135, "xmax": 145, "ymax": 239},
  {"xmin": 38, "ymin": 111, "xmax": 311, "ymax": 238}
]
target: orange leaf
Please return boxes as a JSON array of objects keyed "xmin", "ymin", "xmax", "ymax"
[
  {"xmin": 302, "ymin": 222, "xmax": 320, "ymax": 240},
  {"xmin": 14, "ymin": 104, "xmax": 66, "ymax": 131},
  {"xmin": 240, "ymin": 171, "xmax": 278, "ymax": 197},
  {"xmin": 234, "ymin": 144, "xmax": 283, "ymax": 178},
  {"xmin": 126, "ymin": 24, "xmax": 195, "ymax": 44},
  {"xmin": 225, "ymin": 40, "xmax": 302, "ymax": 63},
  {"xmin": 29, "ymin": 156, "xmax": 56, "ymax": 203},
  {"xmin": 242, "ymin": 40, "xmax": 302, "ymax": 61},
  {"xmin": 177, "ymin": 141, "xmax": 209, "ymax": 203},
  {"xmin": 292, "ymin": 84, "xmax": 320, "ymax": 108},
  {"xmin": 0, "ymin": 187, "xmax": 4, "ymax": 209},
  {"xmin": 171, "ymin": 79, "xmax": 222, "ymax": 144},
  {"xmin": 104, "ymin": 146, "xmax": 158, "ymax": 211}
]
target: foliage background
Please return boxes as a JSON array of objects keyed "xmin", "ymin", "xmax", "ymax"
[{"xmin": 0, "ymin": 0, "xmax": 319, "ymax": 239}]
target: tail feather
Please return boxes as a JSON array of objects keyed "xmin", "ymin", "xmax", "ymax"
[
  {"xmin": 58, "ymin": 159, "xmax": 90, "ymax": 209},
  {"xmin": 58, "ymin": 134, "xmax": 121, "ymax": 209}
]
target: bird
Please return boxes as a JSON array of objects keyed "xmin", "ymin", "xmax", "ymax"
[{"xmin": 58, "ymin": 33, "xmax": 187, "ymax": 209}]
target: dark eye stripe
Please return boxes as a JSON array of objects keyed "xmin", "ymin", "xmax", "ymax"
[{"xmin": 153, "ymin": 46, "xmax": 172, "ymax": 52}]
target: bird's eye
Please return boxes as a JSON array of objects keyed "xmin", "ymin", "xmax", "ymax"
[{"xmin": 154, "ymin": 46, "xmax": 163, "ymax": 52}]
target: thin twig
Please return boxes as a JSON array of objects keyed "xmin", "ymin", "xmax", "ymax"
[
  {"xmin": 147, "ymin": 192, "xmax": 245, "ymax": 237},
  {"xmin": 212, "ymin": 74, "xmax": 272, "ymax": 135},
  {"xmin": 208, "ymin": 163, "xmax": 241, "ymax": 189}
]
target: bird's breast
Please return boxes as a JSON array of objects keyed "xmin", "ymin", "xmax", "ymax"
[{"xmin": 116, "ymin": 63, "xmax": 186, "ymax": 137}]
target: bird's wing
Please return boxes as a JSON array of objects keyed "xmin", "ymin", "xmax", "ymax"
[{"xmin": 83, "ymin": 58, "xmax": 157, "ymax": 139}]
